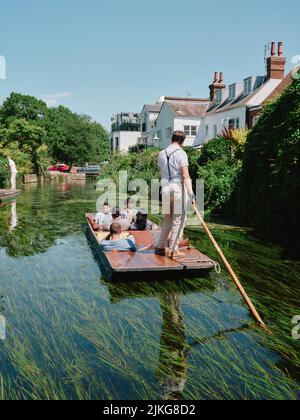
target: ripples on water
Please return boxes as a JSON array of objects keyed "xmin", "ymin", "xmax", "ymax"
[{"xmin": 0, "ymin": 182, "xmax": 299, "ymax": 400}]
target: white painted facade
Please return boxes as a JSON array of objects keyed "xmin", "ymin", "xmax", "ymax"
[
  {"xmin": 197, "ymin": 106, "xmax": 247, "ymax": 145},
  {"xmin": 195, "ymin": 78, "xmax": 282, "ymax": 146},
  {"xmin": 156, "ymin": 102, "xmax": 203, "ymax": 149},
  {"xmin": 140, "ymin": 106, "xmax": 161, "ymax": 146},
  {"xmin": 111, "ymin": 131, "xmax": 141, "ymax": 154}
]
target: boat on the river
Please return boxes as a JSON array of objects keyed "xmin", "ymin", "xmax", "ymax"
[
  {"xmin": 86, "ymin": 213, "xmax": 215, "ymax": 279},
  {"xmin": 0, "ymin": 189, "xmax": 21, "ymax": 203}
]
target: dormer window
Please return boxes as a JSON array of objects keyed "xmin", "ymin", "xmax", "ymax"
[
  {"xmin": 244, "ymin": 77, "xmax": 252, "ymax": 95},
  {"xmin": 229, "ymin": 84, "xmax": 236, "ymax": 100},
  {"xmin": 215, "ymin": 90, "xmax": 222, "ymax": 105}
]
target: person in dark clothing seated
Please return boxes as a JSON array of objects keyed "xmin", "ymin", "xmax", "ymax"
[
  {"xmin": 101, "ymin": 223, "xmax": 137, "ymax": 252},
  {"xmin": 130, "ymin": 210, "xmax": 155, "ymax": 231}
]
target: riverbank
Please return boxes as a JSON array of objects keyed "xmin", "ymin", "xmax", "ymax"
[{"xmin": 0, "ymin": 182, "xmax": 299, "ymax": 400}]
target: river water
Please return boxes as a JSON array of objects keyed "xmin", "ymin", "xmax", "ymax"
[{"xmin": 0, "ymin": 182, "xmax": 299, "ymax": 400}]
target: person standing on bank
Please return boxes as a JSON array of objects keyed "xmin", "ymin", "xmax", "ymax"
[
  {"xmin": 7, "ymin": 156, "xmax": 17, "ymax": 190},
  {"xmin": 155, "ymin": 131, "xmax": 196, "ymax": 259}
]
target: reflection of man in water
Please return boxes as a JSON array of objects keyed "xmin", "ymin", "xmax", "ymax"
[
  {"xmin": 8, "ymin": 156, "xmax": 17, "ymax": 190},
  {"xmin": 8, "ymin": 201, "xmax": 18, "ymax": 233},
  {"xmin": 0, "ymin": 315, "xmax": 6, "ymax": 340},
  {"xmin": 157, "ymin": 292, "xmax": 188, "ymax": 400}
]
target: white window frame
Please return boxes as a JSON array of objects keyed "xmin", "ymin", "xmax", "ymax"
[
  {"xmin": 191, "ymin": 126, "xmax": 197, "ymax": 136},
  {"xmin": 215, "ymin": 90, "xmax": 222, "ymax": 105},
  {"xmin": 229, "ymin": 84, "xmax": 236, "ymax": 100},
  {"xmin": 228, "ymin": 118, "xmax": 240, "ymax": 131},
  {"xmin": 244, "ymin": 78, "xmax": 252, "ymax": 95},
  {"xmin": 184, "ymin": 125, "xmax": 191, "ymax": 136}
]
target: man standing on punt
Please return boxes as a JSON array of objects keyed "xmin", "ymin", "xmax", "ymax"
[
  {"xmin": 7, "ymin": 156, "xmax": 18, "ymax": 190},
  {"xmin": 155, "ymin": 131, "xmax": 196, "ymax": 259}
]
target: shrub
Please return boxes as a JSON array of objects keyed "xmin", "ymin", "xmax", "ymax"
[
  {"xmin": 197, "ymin": 137, "xmax": 241, "ymax": 215},
  {"xmin": 238, "ymin": 72, "xmax": 300, "ymax": 252}
]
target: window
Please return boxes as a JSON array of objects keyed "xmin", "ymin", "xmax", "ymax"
[
  {"xmin": 213, "ymin": 125, "xmax": 218, "ymax": 138},
  {"xmin": 228, "ymin": 119, "xmax": 235, "ymax": 131},
  {"xmin": 244, "ymin": 77, "xmax": 252, "ymax": 95},
  {"xmin": 205, "ymin": 125, "xmax": 209, "ymax": 137},
  {"xmin": 191, "ymin": 126, "xmax": 197, "ymax": 136},
  {"xmin": 215, "ymin": 90, "xmax": 222, "ymax": 105},
  {"xmin": 228, "ymin": 118, "xmax": 239, "ymax": 131},
  {"xmin": 184, "ymin": 126, "xmax": 198, "ymax": 136},
  {"xmin": 184, "ymin": 125, "xmax": 190, "ymax": 136},
  {"xmin": 115, "ymin": 137, "xmax": 119, "ymax": 150},
  {"xmin": 110, "ymin": 138, "xmax": 114, "ymax": 153},
  {"xmin": 229, "ymin": 84, "xmax": 236, "ymax": 100}
]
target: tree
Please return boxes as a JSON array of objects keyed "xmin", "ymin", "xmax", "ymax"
[
  {"xmin": 0, "ymin": 92, "xmax": 48, "ymax": 127},
  {"xmin": 238, "ymin": 72, "xmax": 300, "ymax": 253},
  {"xmin": 45, "ymin": 107, "xmax": 109, "ymax": 170},
  {"xmin": 0, "ymin": 119, "xmax": 47, "ymax": 175},
  {"xmin": 196, "ymin": 137, "xmax": 242, "ymax": 215}
]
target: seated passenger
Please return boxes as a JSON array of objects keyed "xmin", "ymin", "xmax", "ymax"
[
  {"xmin": 101, "ymin": 223, "xmax": 137, "ymax": 253},
  {"xmin": 121, "ymin": 197, "xmax": 137, "ymax": 223},
  {"xmin": 95, "ymin": 202, "xmax": 112, "ymax": 227},
  {"xmin": 103, "ymin": 207, "xmax": 131, "ymax": 231},
  {"xmin": 130, "ymin": 210, "xmax": 155, "ymax": 231}
]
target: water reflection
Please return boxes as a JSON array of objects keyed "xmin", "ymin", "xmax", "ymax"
[
  {"xmin": 105, "ymin": 278, "xmax": 215, "ymax": 400},
  {"xmin": 0, "ymin": 315, "xmax": 6, "ymax": 340},
  {"xmin": 0, "ymin": 183, "xmax": 299, "ymax": 400},
  {"xmin": 157, "ymin": 291, "xmax": 187, "ymax": 400},
  {"xmin": 0, "ymin": 182, "xmax": 98, "ymax": 257},
  {"xmin": 8, "ymin": 201, "xmax": 18, "ymax": 233}
]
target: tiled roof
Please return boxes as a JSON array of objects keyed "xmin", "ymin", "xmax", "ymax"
[
  {"xmin": 205, "ymin": 76, "xmax": 267, "ymax": 115},
  {"xmin": 165, "ymin": 96, "xmax": 209, "ymax": 102},
  {"xmin": 167, "ymin": 101, "xmax": 209, "ymax": 117},
  {"xmin": 145, "ymin": 103, "xmax": 163, "ymax": 112}
]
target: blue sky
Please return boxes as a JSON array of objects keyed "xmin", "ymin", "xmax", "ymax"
[{"xmin": 0, "ymin": 0, "xmax": 299, "ymax": 129}]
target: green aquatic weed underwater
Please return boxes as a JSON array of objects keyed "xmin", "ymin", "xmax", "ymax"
[{"xmin": 0, "ymin": 183, "xmax": 299, "ymax": 400}]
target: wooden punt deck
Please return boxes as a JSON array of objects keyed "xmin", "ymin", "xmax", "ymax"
[
  {"xmin": 0, "ymin": 189, "xmax": 21, "ymax": 203},
  {"xmin": 86, "ymin": 214, "xmax": 215, "ymax": 278}
]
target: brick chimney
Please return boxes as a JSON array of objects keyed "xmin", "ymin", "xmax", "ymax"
[
  {"xmin": 209, "ymin": 72, "xmax": 226, "ymax": 102},
  {"xmin": 266, "ymin": 42, "xmax": 286, "ymax": 80}
]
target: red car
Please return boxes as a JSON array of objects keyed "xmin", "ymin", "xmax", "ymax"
[{"xmin": 48, "ymin": 164, "xmax": 69, "ymax": 173}]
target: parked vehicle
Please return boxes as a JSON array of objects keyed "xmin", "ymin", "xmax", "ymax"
[
  {"xmin": 48, "ymin": 164, "xmax": 69, "ymax": 173},
  {"xmin": 76, "ymin": 165, "xmax": 100, "ymax": 175}
]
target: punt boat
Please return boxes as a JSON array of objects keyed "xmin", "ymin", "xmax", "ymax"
[
  {"xmin": 0, "ymin": 189, "xmax": 21, "ymax": 203},
  {"xmin": 86, "ymin": 213, "xmax": 215, "ymax": 280}
]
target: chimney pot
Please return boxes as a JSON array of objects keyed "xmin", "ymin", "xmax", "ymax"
[
  {"xmin": 213, "ymin": 72, "xmax": 218, "ymax": 83},
  {"xmin": 271, "ymin": 41, "xmax": 276, "ymax": 56},
  {"xmin": 266, "ymin": 41, "xmax": 286, "ymax": 80},
  {"xmin": 219, "ymin": 72, "xmax": 224, "ymax": 83}
]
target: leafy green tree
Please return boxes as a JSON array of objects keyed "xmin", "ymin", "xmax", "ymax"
[
  {"xmin": 0, "ymin": 92, "xmax": 48, "ymax": 127},
  {"xmin": 198, "ymin": 137, "xmax": 231, "ymax": 165},
  {"xmin": 0, "ymin": 155, "xmax": 10, "ymax": 188},
  {"xmin": 199, "ymin": 159, "xmax": 241, "ymax": 215},
  {"xmin": 0, "ymin": 119, "xmax": 47, "ymax": 175},
  {"xmin": 45, "ymin": 106, "xmax": 109, "ymax": 170},
  {"xmin": 238, "ymin": 72, "xmax": 300, "ymax": 252}
]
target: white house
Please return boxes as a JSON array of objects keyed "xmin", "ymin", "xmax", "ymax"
[
  {"xmin": 110, "ymin": 112, "xmax": 141, "ymax": 153},
  {"xmin": 195, "ymin": 42, "xmax": 287, "ymax": 145},
  {"xmin": 140, "ymin": 101, "xmax": 163, "ymax": 146},
  {"xmin": 155, "ymin": 97, "xmax": 209, "ymax": 149}
]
